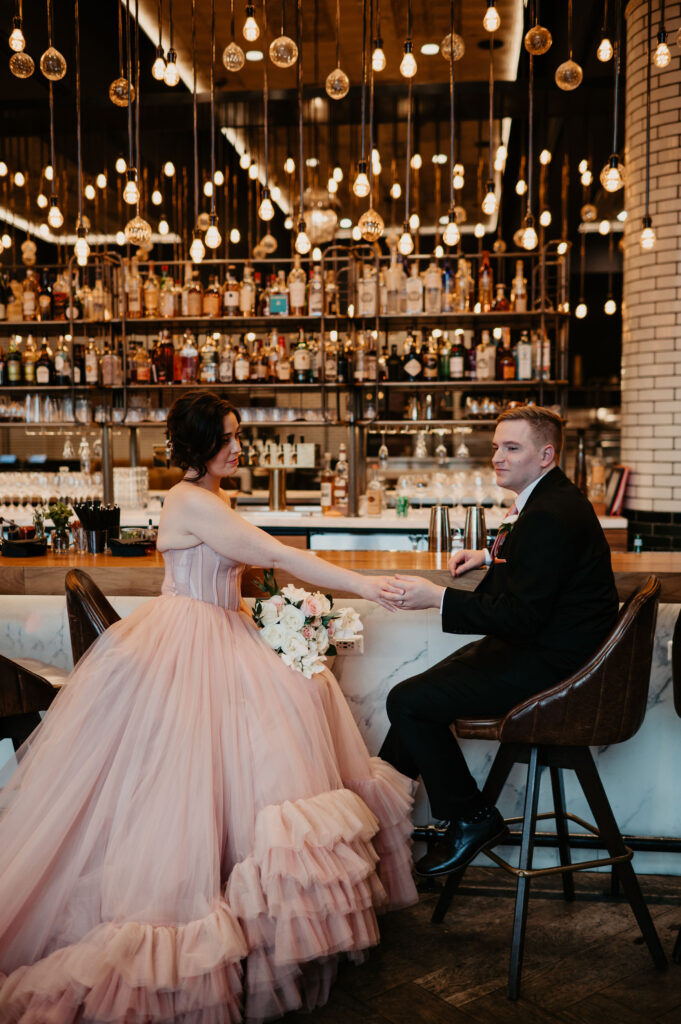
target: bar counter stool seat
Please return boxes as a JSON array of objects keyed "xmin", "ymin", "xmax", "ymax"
[
  {"xmin": 432, "ymin": 575, "xmax": 668, "ymax": 998},
  {"xmin": 65, "ymin": 568, "xmax": 121, "ymax": 665},
  {"xmin": 0, "ymin": 653, "xmax": 58, "ymax": 751}
]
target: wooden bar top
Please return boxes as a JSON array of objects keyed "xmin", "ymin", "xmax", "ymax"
[{"xmin": 1, "ymin": 549, "xmax": 680, "ymax": 601}]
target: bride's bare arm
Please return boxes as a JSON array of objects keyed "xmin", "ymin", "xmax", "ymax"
[{"xmin": 165, "ymin": 485, "xmax": 400, "ymax": 608}]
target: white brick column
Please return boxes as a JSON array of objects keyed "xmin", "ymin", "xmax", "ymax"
[{"xmin": 622, "ymin": 0, "xmax": 681, "ymax": 534}]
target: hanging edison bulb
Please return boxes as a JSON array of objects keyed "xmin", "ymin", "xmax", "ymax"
[
  {"xmin": 481, "ymin": 183, "xmax": 497, "ymax": 216},
  {"xmin": 440, "ymin": 32, "xmax": 465, "ymax": 61},
  {"xmin": 358, "ymin": 208, "xmax": 384, "ymax": 242},
  {"xmin": 46, "ymin": 196, "xmax": 63, "ymax": 229},
  {"xmin": 475, "ymin": 222, "xmax": 486, "ymax": 239},
  {"xmin": 454, "ymin": 205, "xmax": 466, "ymax": 223},
  {"xmin": 580, "ymin": 203, "xmax": 597, "ymax": 222},
  {"xmin": 164, "ymin": 48, "xmax": 181, "ymax": 84},
  {"xmin": 390, "ymin": 181, "xmax": 401, "ymax": 200},
  {"xmin": 492, "ymin": 237, "xmax": 506, "ymax": 253},
  {"xmin": 443, "ymin": 211, "xmax": 460, "ymax": 246},
  {"xmin": 575, "ymin": 300, "xmax": 587, "ymax": 319},
  {"xmin": 109, "ymin": 77, "xmax": 135, "ymax": 106},
  {"xmin": 205, "ymin": 215, "xmax": 222, "ymax": 249},
  {"xmin": 36, "ymin": 192, "xmax": 48, "ymax": 208},
  {"xmin": 197, "ymin": 211, "xmax": 211, "ymax": 231},
  {"xmin": 539, "ymin": 210, "xmax": 552, "ymax": 227},
  {"xmin": 325, "ymin": 66, "xmax": 350, "ymax": 99},
  {"xmin": 123, "ymin": 171, "xmax": 140, "ymax": 205},
  {"xmin": 258, "ymin": 187, "xmax": 275, "ymax": 221},
  {"xmin": 640, "ymin": 215, "xmax": 656, "ymax": 250},
  {"xmin": 125, "ymin": 215, "xmax": 152, "ymax": 247},
  {"xmin": 151, "ymin": 46, "xmax": 166, "ymax": 80},
  {"xmin": 295, "ymin": 219, "xmax": 311, "ymax": 254},
  {"xmin": 580, "ymin": 169, "xmax": 593, "ymax": 186},
  {"xmin": 230, "ymin": 227, "xmax": 241, "ymax": 243},
  {"xmin": 398, "ymin": 224, "xmax": 414, "ymax": 256},
  {"xmin": 600, "ymin": 155, "xmax": 625, "ymax": 192},
  {"xmin": 9, "ymin": 17, "xmax": 25, "ymax": 51},
  {"xmin": 269, "ymin": 35, "xmax": 298, "ymax": 67},
  {"xmin": 400, "ymin": 41, "xmax": 417, "ymax": 78},
  {"xmin": 597, "ymin": 36, "xmax": 613, "ymax": 61},
  {"xmin": 555, "ymin": 59, "xmax": 583, "ymax": 90},
  {"xmin": 372, "ymin": 38, "xmax": 386, "ymax": 71},
  {"xmin": 189, "ymin": 232, "xmax": 205, "ymax": 263},
  {"xmin": 524, "ymin": 24, "xmax": 552, "ymax": 55},
  {"xmin": 515, "ymin": 177, "xmax": 527, "ymax": 195},
  {"xmin": 74, "ymin": 228, "xmax": 90, "ymax": 266},
  {"xmin": 604, "ymin": 297, "xmax": 616, "ymax": 315},
  {"xmin": 40, "ymin": 46, "xmax": 67, "ymax": 80},
  {"xmin": 260, "ymin": 233, "xmax": 277, "ymax": 254},
  {"xmin": 158, "ymin": 215, "xmax": 170, "ymax": 235},
  {"xmin": 654, "ymin": 33, "xmax": 671, "ymax": 68},
  {"xmin": 223, "ymin": 41, "xmax": 246, "ymax": 71},
  {"xmin": 243, "ymin": 4, "xmax": 260, "ymax": 42},
  {"xmin": 352, "ymin": 161, "xmax": 371, "ymax": 198},
  {"xmin": 482, "ymin": 1, "xmax": 501, "ymax": 33},
  {"xmin": 521, "ymin": 214, "xmax": 538, "ymax": 250},
  {"xmin": 9, "ymin": 51, "xmax": 34, "ymax": 77},
  {"xmin": 151, "ymin": 189, "xmax": 163, "ymax": 206}
]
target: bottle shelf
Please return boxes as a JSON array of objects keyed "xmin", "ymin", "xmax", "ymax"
[
  {"xmin": 361, "ymin": 419, "xmax": 498, "ymax": 428},
  {"xmin": 357, "ymin": 379, "xmax": 568, "ymax": 389}
]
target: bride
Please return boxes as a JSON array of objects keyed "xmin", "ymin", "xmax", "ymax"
[{"xmin": 0, "ymin": 392, "xmax": 416, "ymax": 1024}]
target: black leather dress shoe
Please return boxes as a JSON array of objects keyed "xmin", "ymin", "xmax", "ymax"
[
  {"xmin": 414, "ymin": 807, "xmax": 508, "ymax": 877},
  {"xmin": 411, "ymin": 820, "xmax": 450, "ymax": 842}
]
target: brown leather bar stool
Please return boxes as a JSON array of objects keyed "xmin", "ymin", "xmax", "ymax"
[
  {"xmin": 672, "ymin": 607, "xmax": 681, "ymax": 965},
  {"xmin": 431, "ymin": 575, "xmax": 667, "ymax": 999},
  {"xmin": 65, "ymin": 568, "xmax": 121, "ymax": 665},
  {"xmin": 0, "ymin": 653, "xmax": 57, "ymax": 750}
]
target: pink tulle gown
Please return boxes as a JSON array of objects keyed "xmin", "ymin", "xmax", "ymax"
[{"xmin": 0, "ymin": 543, "xmax": 417, "ymax": 1023}]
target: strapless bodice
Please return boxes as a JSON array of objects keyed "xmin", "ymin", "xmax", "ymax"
[{"xmin": 161, "ymin": 544, "xmax": 244, "ymax": 609}]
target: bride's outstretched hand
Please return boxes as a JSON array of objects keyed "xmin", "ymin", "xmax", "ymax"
[{"xmin": 361, "ymin": 575, "xmax": 405, "ymax": 610}]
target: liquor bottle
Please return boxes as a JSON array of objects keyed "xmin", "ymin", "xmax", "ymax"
[
  {"xmin": 234, "ymin": 340, "xmax": 250, "ymax": 381},
  {"xmin": 239, "ymin": 266, "xmax": 256, "ymax": 316},
  {"xmin": 511, "ymin": 259, "xmax": 527, "ymax": 312},
  {"xmin": 22, "ymin": 270, "xmax": 38, "ymax": 321},
  {"xmin": 336, "ymin": 339, "xmax": 349, "ymax": 384},
  {"xmin": 249, "ymin": 339, "xmax": 263, "ymax": 381},
  {"xmin": 492, "ymin": 282, "xmax": 510, "ymax": 311},
  {"xmin": 356, "ymin": 265, "xmax": 376, "ymax": 317},
  {"xmin": 101, "ymin": 340, "xmax": 122, "ymax": 386},
  {"xmin": 475, "ymin": 330, "xmax": 496, "ymax": 380},
  {"xmin": 310, "ymin": 334, "xmax": 322, "ymax": 382},
  {"xmin": 405, "ymin": 262, "xmax": 424, "ymax": 314},
  {"xmin": 159, "ymin": 267, "xmax": 177, "ymax": 318},
  {"xmin": 402, "ymin": 334, "xmax": 423, "ymax": 381},
  {"xmin": 495, "ymin": 327, "xmax": 516, "ymax": 380},
  {"xmin": 366, "ymin": 463, "xmax": 383, "ymax": 516},
  {"xmin": 50, "ymin": 271, "xmax": 68, "ymax": 322},
  {"xmin": 266, "ymin": 331, "xmax": 279, "ymax": 381},
  {"xmin": 308, "ymin": 265, "xmax": 324, "ymax": 316},
  {"xmin": 0, "ymin": 274, "xmax": 8, "ymax": 321},
  {"xmin": 377, "ymin": 343, "xmax": 388, "ymax": 382},
  {"xmin": 222, "ymin": 266, "xmax": 240, "ymax": 316},
  {"xmin": 7, "ymin": 336, "xmax": 22, "ymax": 383},
  {"xmin": 218, "ymin": 337, "xmax": 234, "ymax": 383},
  {"xmin": 453, "ymin": 257, "xmax": 471, "ymax": 312},
  {"xmin": 332, "ymin": 443, "xmax": 349, "ymax": 514},
  {"xmin": 514, "ymin": 330, "xmax": 533, "ymax": 380},
  {"xmin": 449, "ymin": 331, "xmax": 466, "ymax": 380},
  {"xmin": 442, "ymin": 259, "xmax": 455, "ymax": 313},
  {"xmin": 288, "ymin": 255, "xmax": 307, "ymax": 315},
  {"xmin": 179, "ymin": 334, "xmax": 199, "ymax": 382},
  {"xmin": 126, "ymin": 258, "xmax": 143, "ymax": 319},
  {"xmin": 324, "ymin": 270, "xmax": 338, "ymax": 315},
  {"xmin": 180, "ymin": 263, "xmax": 192, "ymax": 316},
  {"xmin": 53, "ymin": 336, "xmax": 72, "ymax": 384},
  {"xmin": 143, "ymin": 264, "xmax": 160, "ymax": 317},
  {"xmin": 574, "ymin": 430, "xmax": 588, "ymax": 496},
  {"xmin": 79, "ymin": 279, "xmax": 94, "ymax": 321},
  {"xmin": 186, "ymin": 271, "xmax": 203, "ymax": 317},
  {"xmin": 134, "ymin": 342, "xmax": 152, "ymax": 384},
  {"xmin": 422, "ymin": 337, "xmax": 439, "ymax": 381},
  {"xmin": 268, "ymin": 271, "xmax": 288, "ymax": 316},
  {"xmin": 320, "ymin": 451, "xmax": 335, "ymax": 516},
  {"xmin": 397, "ymin": 256, "xmax": 408, "ymax": 313},
  {"xmin": 38, "ymin": 271, "xmax": 53, "ymax": 321},
  {"xmin": 464, "ymin": 332, "xmax": 476, "ymax": 380},
  {"xmin": 276, "ymin": 335, "xmax": 291, "ymax": 382},
  {"xmin": 438, "ymin": 333, "xmax": 451, "ymax": 379},
  {"xmin": 385, "ymin": 250, "xmax": 401, "ymax": 315},
  {"xmin": 22, "ymin": 334, "xmax": 37, "ymax": 384},
  {"xmin": 35, "ymin": 339, "xmax": 53, "ymax": 385},
  {"xmin": 72, "ymin": 341, "xmax": 86, "ymax": 384},
  {"xmin": 353, "ymin": 331, "xmax": 367, "ymax": 383},
  {"xmin": 424, "ymin": 259, "xmax": 443, "ymax": 315},
  {"xmin": 0, "ymin": 345, "xmax": 7, "ymax": 385},
  {"xmin": 293, "ymin": 330, "xmax": 311, "ymax": 383},
  {"xmin": 365, "ymin": 332, "xmax": 378, "ymax": 381},
  {"xmin": 65, "ymin": 272, "xmax": 83, "ymax": 321},
  {"xmin": 533, "ymin": 329, "xmax": 551, "ymax": 380},
  {"xmin": 199, "ymin": 334, "xmax": 219, "ymax": 382},
  {"xmin": 203, "ymin": 276, "xmax": 222, "ymax": 317},
  {"xmin": 85, "ymin": 339, "xmax": 99, "ymax": 384},
  {"xmin": 478, "ymin": 251, "xmax": 494, "ymax": 312},
  {"xmin": 92, "ymin": 271, "xmax": 106, "ymax": 321},
  {"xmin": 378, "ymin": 269, "xmax": 388, "ymax": 314},
  {"xmin": 386, "ymin": 344, "xmax": 402, "ymax": 382}
]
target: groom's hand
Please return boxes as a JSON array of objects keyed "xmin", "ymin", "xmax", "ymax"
[
  {"xmin": 448, "ymin": 548, "xmax": 488, "ymax": 577},
  {"xmin": 380, "ymin": 574, "xmax": 445, "ymax": 611}
]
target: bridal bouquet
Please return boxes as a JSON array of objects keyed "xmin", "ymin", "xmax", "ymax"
[{"xmin": 252, "ymin": 569, "xmax": 363, "ymax": 678}]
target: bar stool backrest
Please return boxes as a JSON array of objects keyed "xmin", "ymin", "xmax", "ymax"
[
  {"xmin": 498, "ymin": 576, "xmax": 661, "ymax": 747},
  {"xmin": 65, "ymin": 569, "xmax": 121, "ymax": 666},
  {"xmin": 672, "ymin": 605, "xmax": 681, "ymax": 719},
  {"xmin": 0, "ymin": 653, "xmax": 56, "ymax": 719}
]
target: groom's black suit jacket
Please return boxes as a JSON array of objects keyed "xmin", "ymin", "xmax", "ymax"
[{"xmin": 441, "ymin": 467, "xmax": 619, "ymax": 695}]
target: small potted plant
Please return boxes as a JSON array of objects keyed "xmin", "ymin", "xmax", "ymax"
[{"xmin": 48, "ymin": 501, "xmax": 73, "ymax": 553}]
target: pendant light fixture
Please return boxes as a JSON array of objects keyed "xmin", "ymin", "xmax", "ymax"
[
  {"xmin": 125, "ymin": 0, "xmax": 152, "ymax": 246},
  {"xmin": 443, "ymin": 0, "xmax": 459, "ymax": 246},
  {"xmin": 600, "ymin": 0, "xmax": 625, "ymax": 192},
  {"xmin": 110, "ymin": 2, "xmax": 135, "ymax": 105},
  {"xmin": 641, "ymin": 0, "xmax": 656, "ymax": 249},
  {"xmin": 258, "ymin": 1, "xmax": 275, "ymax": 223},
  {"xmin": 294, "ymin": 0, "xmax": 310, "ymax": 253},
  {"xmin": 481, "ymin": 27, "xmax": 497, "ymax": 216},
  {"xmin": 359, "ymin": 0, "xmax": 384, "ymax": 241},
  {"xmin": 73, "ymin": 0, "xmax": 88, "ymax": 266},
  {"xmin": 483, "ymin": 0, "xmax": 501, "ymax": 33},
  {"xmin": 326, "ymin": 0, "xmax": 349, "ymax": 99},
  {"xmin": 521, "ymin": 46, "xmax": 538, "ymax": 250},
  {"xmin": 9, "ymin": 0, "xmax": 34, "ymax": 78},
  {"xmin": 555, "ymin": 0, "xmax": 583, "ymax": 90},
  {"xmin": 400, "ymin": 0, "xmax": 417, "ymax": 78},
  {"xmin": 40, "ymin": 0, "xmax": 67, "ymax": 80},
  {"xmin": 372, "ymin": 0, "xmax": 386, "ymax": 72},
  {"xmin": 398, "ymin": 73, "xmax": 414, "ymax": 255},
  {"xmin": 524, "ymin": 0, "xmax": 552, "ymax": 56},
  {"xmin": 597, "ymin": 0, "xmax": 613, "ymax": 61},
  {"xmin": 189, "ymin": 0, "xmax": 204, "ymax": 261},
  {"xmin": 45, "ymin": 67, "xmax": 62, "ymax": 228},
  {"xmin": 352, "ymin": 0, "xmax": 370, "ymax": 200},
  {"xmin": 270, "ymin": 0, "xmax": 298, "ymax": 67},
  {"xmin": 223, "ymin": 0, "xmax": 246, "ymax": 70},
  {"xmin": 575, "ymin": 229, "xmax": 587, "ymax": 318},
  {"xmin": 205, "ymin": 0, "xmax": 222, "ymax": 247},
  {"xmin": 604, "ymin": 232, "xmax": 616, "ymax": 312},
  {"xmin": 164, "ymin": 0, "xmax": 180, "ymax": 83},
  {"xmin": 653, "ymin": 0, "xmax": 671, "ymax": 66},
  {"xmin": 243, "ymin": 2, "xmax": 260, "ymax": 42},
  {"xmin": 152, "ymin": 0, "xmax": 166, "ymax": 79}
]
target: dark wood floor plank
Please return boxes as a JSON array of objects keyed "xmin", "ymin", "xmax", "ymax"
[
  {"xmin": 558, "ymin": 991, "xmax": 669, "ymax": 1024},
  {"xmin": 367, "ymin": 982, "xmax": 476, "ymax": 1023}
]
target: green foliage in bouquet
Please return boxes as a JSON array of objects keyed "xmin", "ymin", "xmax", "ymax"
[{"xmin": 47, "ymin": 501, "xmax": 73, "ymax": 532}]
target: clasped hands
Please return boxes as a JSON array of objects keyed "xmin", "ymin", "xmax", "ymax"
[{"xmin": 374, "ymin": 547, "xmax": 488, "ymax": 611}]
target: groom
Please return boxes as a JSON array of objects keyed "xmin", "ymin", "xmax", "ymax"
[{"xmin": 379, "ymin": 406, "xmax": 619, "ymax": 876}]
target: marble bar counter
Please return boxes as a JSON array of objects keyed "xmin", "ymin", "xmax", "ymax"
[{"xmin": 1, "ymin": 550, "xmax": 679, "ymax": 876}]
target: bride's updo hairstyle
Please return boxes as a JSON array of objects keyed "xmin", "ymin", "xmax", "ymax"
[{"xmin": 166, "ymin": 391, "xmax": 241, "ymax": 479}]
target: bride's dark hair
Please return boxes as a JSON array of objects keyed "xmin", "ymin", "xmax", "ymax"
[{"xmin": 166, "ymin": 392, "xmax": 241, "ymax": 479}]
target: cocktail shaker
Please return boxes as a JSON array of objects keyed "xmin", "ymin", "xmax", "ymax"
[
  {"xmin": 463, "ymin": 505, "xmax": 487, "ymax": 550},
  {"xmin": 428, "ymin": 504, "xmax": 451, "ymax": 552}
]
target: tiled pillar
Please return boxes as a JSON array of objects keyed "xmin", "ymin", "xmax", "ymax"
[{"xmin": 621, "ymin": 0, "xmax": 681, "ymax": 549}]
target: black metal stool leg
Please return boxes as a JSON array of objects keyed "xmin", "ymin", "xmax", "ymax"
[
  {"xmin": 549, "ymin": 766, "xmax": 574, "ymax": 902},
  {"xmin": 509, "ymin": 745, "xmax": 541, "ymax": 1000},
  {"xmin": 572, "ymin": 747, "xmax": 667, "ymax": 971},
  {"xmin": 431, "ymin": 869, "xmax": 465, "ymax": 923}
]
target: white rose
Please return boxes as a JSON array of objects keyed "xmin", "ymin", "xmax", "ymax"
[
  {"xmin": 281, "ymin": 584, "xmax": 307, "ymax": 604},
  {"xmin": 281, "ymin": 633, "xmax": 308, "ymax": 659},
  {"xmin": 259, "ymin": 600, "xmax": 281, "ymax": 625},
  {"xmin": 260, "ymin": 622, "xmax": 285, "ymax": 650},
  {"xmin": 279, "ymin": 603, "xmax": 306, "ymax": 632},
  {"xmin": 313, "ymin": 625, "xmax": 329, "ymax": 653},
  {"xmin": 301, "ymin": 653, "xmax": 325, "ymax": 678}
]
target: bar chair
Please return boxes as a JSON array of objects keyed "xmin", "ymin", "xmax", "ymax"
[
  {"xmin": 431, "ymin": 575, "xmax": 667, "ymax": 998},
  {"xmin": 65, "ymin": 568, "xmax": 121, "ymax": 665},
  {"xmin": 0, "ymin": 653, "xmax": 57, "ymax": 750},
  {"xmin": 672, "ymin": 607, "xmax": 681, "ymax": 965}
]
